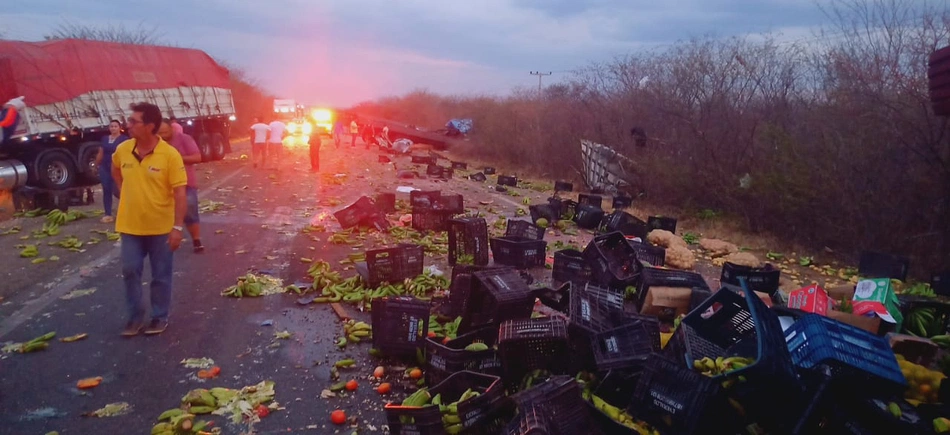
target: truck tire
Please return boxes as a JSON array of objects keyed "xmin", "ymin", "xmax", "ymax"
[
  {"xmin": 35, "ymin": 151, "xmax": 78, "ymax": 190},
  {"xmin": 211, "ymin": 133, "xmax": 226, "ymax": 160},
  {"xmin": 78, "ymin": 142, "xmax": 101, "ymax": 183},
  {"xmin": 197, "ymin": 134, "xmax": 213, "ymax": 162}
]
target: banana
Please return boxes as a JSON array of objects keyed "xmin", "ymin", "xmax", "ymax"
[
  {"xmin": 445, "ymin": 423, "xmax": 463, "ymax": 434},
  {"xmin": 887, "ymin": 402, "xmax": 901, "ymax": 418},
  {"xmin": 352, "ymin": 321, "xmax": 371, "ymax": 331},
  {"xmin": 210, "ymin": 387, "xmax": 237, "ymax": 404},
  {"xmin": 464, "ymin": 342, "xmax": 489, "ymax": 352},
  {"xmin": 198, "ymin": 390, "xmax": 217, "ymax": 407},
  {"xmin": 156, "ymin": 408, "xmax": 184, "ymax": 421},
  {"xmin": 192, "ymin": 420, "xmax": 210, "ymax": 432},
  {"xmin": 443, "ymin": 414, "xmax": 461, "ymax": 425},
  {"xmin": 189, "ymin": 406, "xmax": 215, "ymax": 414},
  {"xmin": 935, "ymin": 417, "xmax": 950, "ymax": 433},
  {"xmin": 431, "ymin": 393, "xmax": 442, "ymax": 406},
  {"xmin": 401, "ymin": 388, "xmax": 431, "ymax": 407},
  {"xmin": 151, "ymin": 422, "xmax": 174, "ymax": 434}
]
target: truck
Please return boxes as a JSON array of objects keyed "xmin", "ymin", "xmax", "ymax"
[
  {"xmin": 273, "ymin": 98, "xmax": 311, "ymax": 139},
  {"xmin": 0, "ymin": 38, "xmax": 236, "ymax": 194}
]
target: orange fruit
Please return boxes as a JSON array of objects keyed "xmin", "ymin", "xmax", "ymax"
[
  {"xmin": 330, "ymin": 409, "xmax": 346, "ymax": 425},
  {"xmin": 345, "ymin": 380, "xmax": 358, "ymax": 391},
  {"xmin": 377, "ymin": 383, "xmax": 391, "ymax": 394},
  {"xmin": 373, "ymin": 366, "xmax": 385, "ymax": 378},
  {"xmin": 409, "ymin": 368, "xmax": 423, "ymax": 379}
]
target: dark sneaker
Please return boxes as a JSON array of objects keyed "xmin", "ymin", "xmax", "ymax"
[
  {"xmin": 121, "ymin": 320, "xmax": 143, "ymax": 337},
  {"xmin": 144, "ymin": 318, "xmax": 168, "ymax": 335},
  {"xmin": 193, "ymin": 240, "xmax": 205, "ymax": 253}
]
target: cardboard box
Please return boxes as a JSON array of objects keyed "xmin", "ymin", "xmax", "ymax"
[
  {"xmin": 787, "ymin": 285, "xmax": 830, "ymax": 315},
  {"xmin": 826, "ymin": 284, "xmax": 856, "ymax": 301},
  {"xmin": 853, "ymin": 278, "xmax": 904, "ymax": 326},
  {"xmin": 887, "ymin": 333, "xmax": 938, "ymax": 367},
  {"xmin": 827, "ymin": 308, "xmax": 882, "ymax": 335},
  {"xmin": 641, "ymin": 286, "xmax": 692, "ymax": 320}
]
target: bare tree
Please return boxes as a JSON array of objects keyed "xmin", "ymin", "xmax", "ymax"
[{"xmin": 44, "ymin": 20, "xmax": 166, "ymax": 45}]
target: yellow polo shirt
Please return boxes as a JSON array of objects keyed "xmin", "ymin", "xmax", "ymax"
[{"xmin": 112, "ymin": 138, "xmax": 187, "ymax": 235}]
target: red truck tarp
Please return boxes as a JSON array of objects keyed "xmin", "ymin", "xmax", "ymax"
[{"xmin": 0, "ymin": 39, "xmax": 230, "ymax": 106}]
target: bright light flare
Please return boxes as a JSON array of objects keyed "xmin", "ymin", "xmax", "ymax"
[{"xmin": 312, "ymin": 108, "xmax": 333, "ymax": 122}]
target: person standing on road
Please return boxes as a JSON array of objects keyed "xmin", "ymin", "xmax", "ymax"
[
  {"xmin": 308, "ymin": 125, "xmax": 321, "ymax": 172},
  {"xmin": 349, "ymin": 119, "xmax": 359, "ymax": 147},
  {"xmin": 159, "ymin": 120, "xmax": 205, "ymax": 253},
  {"xmin": 250, "ymin": 117, "xmax": 270, "ymax": 168},
  {"xmin": 95, "ymin": 119, "xmax": 128, "ymax": 223},
  {"xmin": 112, "ymin": 102, "xmax": 187, "ymax": 336},
  {"xmin": 333, "ymin": 119, "xmax": 344, "ymax": 148},
  {"xmin": 268, "ymin": 118, "xmax": 287, "ymax": 170}
]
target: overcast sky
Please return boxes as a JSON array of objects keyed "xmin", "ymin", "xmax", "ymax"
[{"xmin": 0, "ymin": 0, "xmax": 940, "ymax": 107}]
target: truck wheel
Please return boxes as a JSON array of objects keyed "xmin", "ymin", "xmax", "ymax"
[
  {"xmin": 211, "ymin": 133, "xmax": 226, "ymax": 160},
  {"xmin": 36, "ymin": 152, "xmax": 78, "ymax": 190},
  {"xmin": 197, "ymin": 134, "xmax": 212, "ymax": 162},
  {"xmin": 79, "ymin": 143, "xmax": 101, "ymax": 183}
]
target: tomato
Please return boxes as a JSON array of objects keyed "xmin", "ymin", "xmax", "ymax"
[
  {"xmin": 373, "ymin": 366, "xmax": 385, "ymax": 378},
  {"xmin": 255, "ymin": 404, "xmax": 270, "ymax": 418},
  {"xmin": 408, "ymin": 368, "xmax": 423, "ymax": 380},
  {"xmin": 345, "ymin": 379, "xmax": 358, "ymax": 391},
  {"xmin": 377, "ymin": 383, "xmax": 391, "ymax": 394},
  {"xmin": 427, "ymin": 331, "xmax": 437, "ymax": 338},
  {"xmin": 330, "ymin": 409, "xmax": 346, "ymax": 425}
]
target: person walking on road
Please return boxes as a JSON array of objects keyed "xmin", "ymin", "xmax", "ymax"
[
  {"xmin": 333, "ymin": 119, "xmax": 344, "ymax": 148},
  {"xmin": 112, "ymin": 102, "xmax": 188, "ymax": 336},
  {"xmin": 95, "ymin": 119, "xmax": 128, "ymax": 223},
  {"xmin": 250, "ymin": 117, "xmax": 270, "ymax": 168},
  {"xmin": 159, "ymin": 121, "xmax": 205, "ymax": 253},
  {"xmin": 268, "ymin": 118, "xmax": 287, "ymax": 170},
  {"xmin": 349, "ymin": 119, "xmax": 359, "ymax": 147},
  {"xmin": 309, "ymin": 126, "xmax": 321, "ymax": 172}
]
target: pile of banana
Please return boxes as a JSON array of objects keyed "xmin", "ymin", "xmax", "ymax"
[
  {"xmin": 151, "ymin": 387, "xmax": 233, "ymax": 434},
  {"xmin": 905, "ymin": 308, "xmax": 948, "ymax": 339},
  {"xmin": 935, "ymin": 417, "xmax": 950, "ymax": 433},
  {"xmin": 693, "ymin": 356, "xmax": 755, "ymax": 377},
  {"xmin": 311, "ymin": 272, "xmax": 448, "ymax": 305},
  {"xmin": 221, "ymin": 273, "xmax": 265, "ymax": 298},
  {"xmin": 398, "ymin": 387, "xmax": 483, "ymax": 434},
  {"xmin": 308, "ymin": 261, "xmax": 342, "ymax": 290},
  {"xmin": 46, "ymin": 209, "xmax": 85, "ymax": 225},
  {"xmin": 335, "ymin": 319, "xmax": 372, "ymax": 348},
  {"xmin": 590, "ymin": 395, "xmax": 660, "ymax": 435},
  {"xmin": 904, "ymin": 283, "xmax": 938, "ymax": 298},
  {"xmin": 428, "ymin": 315, "xmax": 462, "ymax": 341},
  {"xmin": 54, "ymin": 235, "xmax": 83, "ymax": 251},
  {"xmin": 19, "ymin": 244, "xmax": 39, "ymax": 258}
]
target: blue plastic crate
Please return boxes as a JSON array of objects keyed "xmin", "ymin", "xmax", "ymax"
[{"xmin": 785, "ymin": 313, "xmax": 907, "ymax": 395}]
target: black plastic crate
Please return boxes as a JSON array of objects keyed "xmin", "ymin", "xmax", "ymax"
[
  {"xmin": 411, "ymin": 154, "xmax": 435, "ymax": 164},
  {"xmin": 385, "ymin": 370, "xmax": 505, "ymax": 435},
  {"xmin": 529, "ymin": 204, "xmax": 559, "ymax": 225},
  {"xmin": 410, "ymin": 190, "xmax": 442, "ymax": 209},
  {"xmin": 720, "ymin": 262, "xmax": 781, "ymax": 295},
  {"xmin": 612, "ymin": 196, "xmax": 633, "ymax": 209},
  {"xmin": 498, "ymin": 318, "xmax": 570, "ymax": 389},
  {"xmin": 635, "ymin": 267, "xmax": 710, "ymax": 314},
  {"xmin": 630, "ymin": 355, "xmax": 727, "ymax": 435},
  {"xmin": 587, "ymin": 370, "xmax": 645, "ymax": 435},
  {"xmin": 425, "ymin": 326, "xmax": 502, "ymax": 386},
  {"xmin": 627, "ymin": 240, "xmax": 665, "ymax": 267},
  {"xmin": 568, "ymin": 284, "xmax": 625, "ymax": 371},
  {"xmin": 578, "ymin": 193, "xmax": 604, "ymax": 209},
  {"xmin": 426, "ymin": 164, "xmax": 444, "ymax": 177},
  {"xmin": 333, "ymin": 196, "xmax": 377, "ymax": 229},
  {"xmin": 600, "ymin": 212, "xmax": 648, "ymax": 239},
  {"xmin": 470, "ymin": 172, "xmax": 487, "ymax": 182},
  {"xmin": 434, "ymin": 194, "xmax": 463, "ymax": 214},
  {"xmin": 934, "ymin": 271, "xmax": 950, "ymax": 296},
  {"xmin": 360, "ymin": 212, "xmax": 392, "ymax": 232},
  {"xmin": 376, "ymin": 193, "xmax": 396, "ymax": 214},
  {"xmin": 583, "ymin": 283, "xmax": 625, "ymax": 313},
  {"xmin": 446, "ymin": 265, "xmax": 507, "ymax": 318},
  {"xmin": 554, "ymin": 180, "xmax": 573, "ymax": 192},
  {"xmin": 646, "ymin": 216, "xmax": 677, "ymax": 233},
  {"xmin": 364, "ymin": 246, "xmax": 404, "ymax": 287},
  {"xmin": 560, "ymin": 200, "xmax": 579, "ymax": 220},
  {"xmin": 490, "ymin": 237, "xmax": 547, "ymax": 269},
  {"xmin": 592, "ymin": 318, "xmax": 661, "ymax": 372},
  {"xmin": 484, "ymin": 167, "xmax": 496, "ymax": 175},
  {"xmin": 505, "ymin": 405, "xmax": 553, "ymax": 435},
  {"xmin": 668, "ymin": 283, "xmax": 801, "ymax": 432},
  {"xmin": 574, "ymin": 204, "xmax": 605, "ymax": 229},
  {"xmin": 371, "ymin": 296, "xmax": 430, "ymax": 357},
  {"xmin": 510, "ymin": 376, "xmax": 597, "ymax": 435},
  {"xmin": 413, "ymin": 208, "xmax": 451, "ymax": 232},
  {"xmin": 552, "ymin": 249, "xmax": 591, "ymax": 285},
  {"xmin": 451, "ymin": 161, "xmax": 468, "ymax": 170},
  {"xmin": 858, "ymin": 251, "xmax": 910, "ymax": 281},
  {"xmin": 583, "ymin": 232, "xmax": 641, "ymax": 290},
  {"xmin": 505, "ymin": 219, "xmax": 545, "ymax": 241},
  {"xmin": 460, "ymin": 269, "xmax": 535, "ymax": 333},
  {"xmin": 448, "ymin": 218, "xmax": 489, "ymax": 267},
  {"xmin": 498, "ymin": 175, "xmax": 518, "ymax": 187}
]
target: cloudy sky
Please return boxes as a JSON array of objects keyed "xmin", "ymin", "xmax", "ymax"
[{"xmin": 0, "ymin": 0, "xmax": 936, "ymax": 106}]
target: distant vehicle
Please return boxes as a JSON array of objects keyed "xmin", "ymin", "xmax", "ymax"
[
  {"xmin": 273, "ymin": 99, "xmax": 311, "ymax": 138},
  {"xmin": 0, "ymin": 38, "xmax": 236, "ymax": 192}
]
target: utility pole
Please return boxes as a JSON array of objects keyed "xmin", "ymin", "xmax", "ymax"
[{"xmin": 529, "ymin": 71, "xmax": 552, "ymax": 93}]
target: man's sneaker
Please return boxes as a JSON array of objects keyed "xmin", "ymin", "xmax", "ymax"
[
  {"xmin": 193, "ymin": 239, "xmax": 205, "ymax": 253},
  {"xmin": 144, "ymin": 318, "xmax": 168, "ymax": 335},
  {"xmin": 121, "ymin": 320, "xmax": 143, "ymax": 337}
]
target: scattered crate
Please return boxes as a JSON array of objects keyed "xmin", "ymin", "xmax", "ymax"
[
  {"xmin": 720, "ymin": 262, "xmax": 781, "ymax": 295},
  {"xmin": 574, "ymin": 204, "xmax": 605, "ymax": 229},
  {"xmin": 578, "ymin": 193, "xmax": 604, "ymax": 209},
  {"xmin": 411, "ymin": 154, "xmax": 435, "ymax": 165},
  {"xmin": 425, "ymin": 326, "xmax": 502, "ymax": 387},
  {"xmin": 554, "ymin": 180, "xmax": 574, "ymax": 192},
  {"xmin": 426, "ymin": 164, "xmax": 444, "ymax": 177},
  {"xmin": 459, "ymin": 268, "xmax": 535, "ymax": 333},
  {"xmin": 434, "ymin": 194, "xmax": 464, "ymax": 214},
  {"xmin": 505, "ymin": 219, "xmax": 545, "ymax": 240},
  {"xmin": 498, "ymin": 175, "xmax": 518, "ymax": 186},
  {"xmin": 612, "ymin": 196, "xmax": 633, "ymax": 209},
  {"xmin": 529, "ymin": 204, "xmax": 559, "ymax": 225},
  {"xmin": 490, "ymin": 236, "xmax": 547, "ymax": 269},
  {"xmin": 505, "ymin": 405, "xmax": 553, "ymax": 435},
  {"xmin": 448, "ymin": 217, "xmax": 489, "ymax": 266},
  {"xmin": 470, "ymin": 172, "xmax": 487, "ymax": 182},
  {"xmin": 510, "ymin": 375, "xmax": 598, "ymax": 435},
  {"xmin": 600, "ymin": 211, "xmax": 648, "ymax": 238},
  {"xmin": 630, "ymin": 355, "xmax": 729, "ymax": 435},
  {"xmin": 552, "ymin": 249, "xmax": 591, "ymax": 285},
  {"xmin": 412, "ymin": 209, "xmax": 451, "ymax": 232},
  {"xmin": 451, "ymin": 161, "xmax": 468, "ymax": 170},
  {"xmin": 445, "ymin": 265, "xmax": 507, "ymax": 318},
  {"xmin": 484, "ymin": 167, "xmax": 496, "ymax": 175},
  {"xmin": 498, "ymin": 317, "xmax": 570, "ymax": 389},
  {"xmin": 333, "ymin": 196, "xmax": 377, "ymax": 229},
  {"xmin": 385, "ymin": 370, "xmax": 505, "ymax": 435},
  {"xmin": 410, "ymin": 190, "xmax": 441, "ymax": 209},
  {"xmin": 583, "ymin": 232, "xmax": 641, "ymax": 290},
  {"xmin": 858, "ymin": 251, "xmax": 910, "ymax": 281},
  {"xmin": 646, "ymin": 216, "xmax": 677, "ymax": 233},
  {"xmin": 363, "ymin": 244, "xmax": 425, "ymax": 288},
  {"xmin": 568, "ymin": 283, "xmax": 625, "ymax": 371},
  {"xmin": 375, "ymin": 193, "xmax": 396, "ymax": 214},
  {"xmin": 592, "ymin": 317, "xmax": 661, "ymax": 372},
  {"xmin": 635, "ymin": 267, "xmax": 710, "ymax": 314},
  {"xmin": 785, "ymin": 314, "xmax": 907, "ymax": 397},
  {"xmin": 627, "ymin": 239, "xmax": 665, "ymax": 267},
  {"xmin": 371, "ymin": 296, "xmax": 430, "ymax": 358}
]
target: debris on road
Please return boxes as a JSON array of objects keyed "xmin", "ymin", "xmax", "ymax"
[
  {"xmin": 221, "ymin": 273, "xmax": 284, "ymax": 298},
  {"xmin": 83, "ymin": 402, "xmax": 132, "ymax": 418},
  {"xmin": 2, "ymin": 331, "xmax": 56, "ymax": 353},
  {"xmin": 181, "ymin": 358, "xmax": 216, "ymax": 369},
  {"xmin": 60, "ymin": 288, "xmax": 96, "ymax": 300},
  {"xmin": 59, "ymin": 333, "xmax": 88, "ymax": 343},
  {"xmin": 76, "ymin": 377, "xmax": 102, "ymax": 389}
]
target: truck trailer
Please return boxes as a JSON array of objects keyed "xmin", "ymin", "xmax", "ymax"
[{"xmin": 0, "ymin": 38, "xmax": 236, "ymax": 193}]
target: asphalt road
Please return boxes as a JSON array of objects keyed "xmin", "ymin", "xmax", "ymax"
[{"xmin": 0, "ymin": 137, "xmax": 574, "ymax": 435}]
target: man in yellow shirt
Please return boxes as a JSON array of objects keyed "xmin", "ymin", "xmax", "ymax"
[{"xmin": 111, "ymin": 102, "xmax": 188, "ymax": 336}]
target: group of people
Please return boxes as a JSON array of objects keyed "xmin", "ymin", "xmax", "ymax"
[
  {"xmin": 96, "ymin": 102, "xmax": 205, "ymax": 336},
  {"xmin": 249, "ymin": 117, "xmax": 288, "ymax": 170}
]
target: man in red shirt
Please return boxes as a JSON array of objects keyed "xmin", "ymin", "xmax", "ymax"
[{"xmin": 159, "ymin": 121, "xmax": 205, "ymax": 253}]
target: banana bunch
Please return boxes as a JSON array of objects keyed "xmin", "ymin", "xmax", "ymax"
[
  {"xmin": 591, "ymin": 394, "xmax": 660, "ymax": 435},
  {"xmin": 20, "ymin": 208, "xmax": 45, "ymax": 218},
  {"xmin": 464, "ymin": 341, "xmax": 489, "ymax": 352},
  {"xmin": 520, "ymin": 369, "xmax": 552, "ymax": 391},
  {"xmin": 308, "ymin": 261, "xmax": 342, "ymax": 292},
  {"xmin": 55, "ymin": 236, "xmax": 83, "ymax": 251},
  {"xmin": 221, "ymin": 273, "xmax": 265, "ymax": 298},
  {"xmin": 151, "ymin": 408, "xmax": 211, "ymax": 435},
  {"xmin": 398, "ymin": 388, "xmax": 432, "ymax": 424},
  {"xmin": 905, "ymin": 308, "xmax": 945, "ymax": 338},
  {"xmin": 46, "ymin": 209, "xmax": 67, "ymax": 226},
  {"xmin": 436, "ymin": 388, "xmax": 481, "ymax": 434},
  {"xmin": 19, "ymin": 244, "xmax": 39, "ymax": 258},
  {"xmin": 404, "ymin": 273, "xmax": 449, "ymax": 297},
  {"xmin": 335, "ymin": 320, "xmax": 371, "ymax": 348},
  {"xmin": 693, "ymin": 356, "xmax": 755, "ymax": 378},
  {"xmin": 427, "ymin": 316, "xmax": 461, "ymax": 341},
  {"xmin": 905, "ymin": 283, "xmax": 937, "ymax": 298},
  {"xmin": 315, "ymin": 276, "xmax": 368, "ymax": 303},
  {"xmin": 935, "ymin": 417, "xmax": 950, "ymax": 433}
]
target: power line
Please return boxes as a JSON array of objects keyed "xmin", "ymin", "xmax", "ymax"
[{"xmin": 529, "ymin": 71, "xmax": 552, "ymax": 93}]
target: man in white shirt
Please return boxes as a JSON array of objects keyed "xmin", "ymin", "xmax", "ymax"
[
  {"xmin": 268, "ymin": 119, "xmax": 287, "ymax": 170},
  {"xmin": 249, "ymin": 117, "xmax": 270, "ymax": 168}
]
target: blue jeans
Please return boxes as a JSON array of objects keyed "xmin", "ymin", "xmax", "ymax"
[
  {"xmin": 121, "ymin": 233, "xmax": 174, "ymax": 322},
  {"xmin": 99, "ymin": 166, "xmax": 119, "ymax": 216}
]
